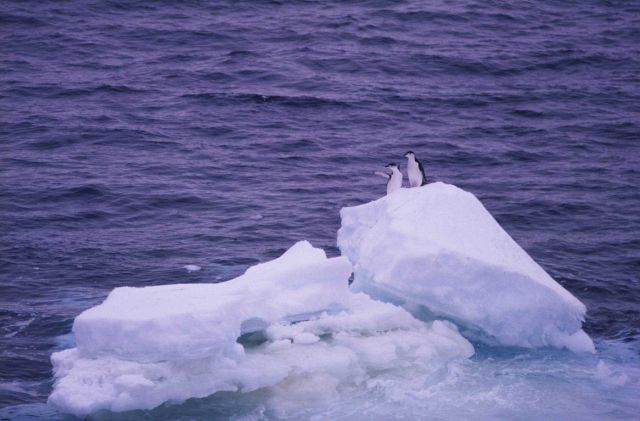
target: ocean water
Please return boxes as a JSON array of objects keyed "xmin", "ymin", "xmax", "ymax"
[{"xmin": 1, "ymin": 0, "xmax": 639, "ymax": 419}]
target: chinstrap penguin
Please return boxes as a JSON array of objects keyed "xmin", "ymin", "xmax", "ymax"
[
  {"xmin": 384, "ymin": 163, "xmax": 403, "ymax": 194},
  {"xmin": 404, "ymin": 151, "xmax": 427, "ymax": 187}
]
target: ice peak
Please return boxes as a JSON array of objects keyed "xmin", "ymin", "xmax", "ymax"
[{"xmin": 338, "ymin": 181, "xmax": 593, "ymax": 353}]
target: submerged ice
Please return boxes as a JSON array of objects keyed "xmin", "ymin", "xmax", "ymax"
[
  {"xmin": 338, "ymin": 182, "xmax": 594, "ymax": 353},
  {"xmin": 50, "ymin": 182, "xmax": 598, "ymax": 416}
]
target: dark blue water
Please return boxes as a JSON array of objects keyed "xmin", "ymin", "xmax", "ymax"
[{"xmin": 1, "ymin": 0, "xmax": 639, "ymax": 418}]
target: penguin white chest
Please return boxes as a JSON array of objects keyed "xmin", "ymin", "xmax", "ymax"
[{"xmin": 387, "ymin": 168, "xmax": 403, "ymax": 194}]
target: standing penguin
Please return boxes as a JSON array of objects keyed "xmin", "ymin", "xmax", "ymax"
[
  {"xmin": 404, "ymin": 151, "xmax": 427, "ymax": 187},
  {"xmin": 384, "ymin": 163, "xmax": 403, "ymax": 194}
]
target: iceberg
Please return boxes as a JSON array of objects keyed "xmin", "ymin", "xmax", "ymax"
[
  {"xmin": 49, "ymin": 241, "xmax": 473, "ymax": 416},
  {"xmin": 48, "ymin": 183, "xmax": 600, "ymax": 416},
  {"xmin": 338, "ymin": 182, "xmax": 594, "ymax": 353}
]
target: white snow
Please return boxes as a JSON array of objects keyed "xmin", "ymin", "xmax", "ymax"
[
  {"xmin": 49, "ymin": 241, "xmax": 473, "ymax": 416},
  {"xmin": 338, "ymin": 182, "xmax": 594, "ymax": 353}
]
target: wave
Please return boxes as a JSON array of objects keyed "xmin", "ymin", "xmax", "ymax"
[{"xmin": 182, "ymin": 92, "xmax": 354, "ymax": 108}]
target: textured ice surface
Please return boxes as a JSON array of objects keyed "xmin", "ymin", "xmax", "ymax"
[
  {"xmin": 338, "ymin": 182, "xmax": 594, "ymax": 353},
  {"xmin": 49, "ymin": 241, "xmax": 473, "ymax": 416}
]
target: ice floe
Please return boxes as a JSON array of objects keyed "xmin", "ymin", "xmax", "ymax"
[
  {"xmin": 183, "ymin": 264, "xmax": 201, "ymax": 272},
  {"xmin": 49, "ymin": 182, "xmax": 598, "ymax": 416}
]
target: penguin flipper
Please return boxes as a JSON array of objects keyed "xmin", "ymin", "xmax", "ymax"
[{"xmin": 417, "ymin": 160, "xmax": 428, "ymax": 185}]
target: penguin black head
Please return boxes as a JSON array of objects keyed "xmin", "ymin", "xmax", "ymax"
[
  {"xmin": 404, "ymin": 151, "xmax": 415, "ymax": 158},
  {"xmin": 385, "ymin": 163, "xmax": 398, "ymax": 169}
]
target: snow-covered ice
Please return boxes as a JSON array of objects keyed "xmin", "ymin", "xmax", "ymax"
[
  {"xmin": 49, "ymin": 241, "xmax": 473, "ymax": 416},
  {"xmin": 338, "ymin": 182, "xmax": 594, "ymax": 353},
  {"xmin": 183, "ymin": 264, "xmax": 201, "ymax": 272}
]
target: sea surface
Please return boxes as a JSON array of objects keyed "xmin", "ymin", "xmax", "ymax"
[{"xmin": 1, "ymin": 0, "xmax": 639, "ymax": 419}]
